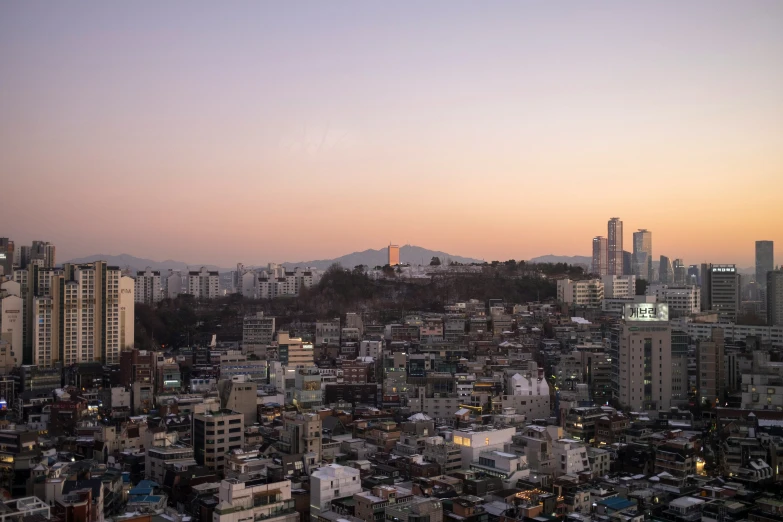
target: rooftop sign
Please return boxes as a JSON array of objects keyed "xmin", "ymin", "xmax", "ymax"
[{"xmin": 623, "ymin": 303, "xmax": 668, "ymax": 322}]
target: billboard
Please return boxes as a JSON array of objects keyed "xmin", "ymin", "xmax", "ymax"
[{"xmin": 623, "ymin": 303, "xmax": 668, "ymax": 322}]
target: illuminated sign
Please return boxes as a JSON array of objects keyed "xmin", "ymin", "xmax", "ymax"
[
  {"xmin": 623, "ymin": 303, "xmax": 668, "ymax": 322},
  {"xmin": 0, "ymin": 254, "xmax": 5, "ymax": 259},
  {"xmin": 711, "ymin": 266, "xmax": 736, "ymax": 273}
]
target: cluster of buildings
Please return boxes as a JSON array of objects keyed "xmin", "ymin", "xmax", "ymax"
[{"xmin": 2, "ymin": 233, "xmax": 783, "ymax": 522}]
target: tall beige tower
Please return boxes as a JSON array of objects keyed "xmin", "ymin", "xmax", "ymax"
[{"xmin": 388, "ymin": 244, "xmax": 400, "ymax": 266}]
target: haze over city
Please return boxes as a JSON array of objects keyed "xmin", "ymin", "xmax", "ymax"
[{"xmin": 1, "ymin": 1, "xmax": 782, "ymax": 266}]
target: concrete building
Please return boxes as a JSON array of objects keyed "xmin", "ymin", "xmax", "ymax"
[
  {"xmin": 213, "ymin": 478, "xmax": 297, "ymax": 522},
  {"xmin": 388, "ymin": 245, "xmax": 400, "ymax": 266},
  {"xmin": 607, "ymin": 218, "xmax": 623, "ymax": 276},
  {"xmin": 0, "ymin": 238, "xmax": 14, "ymax": 277},
  {"xmin": 552, "ymin": 438, "xmax": 589, "ymax": 477},
  {"xmin": 592, "ymin": 237, "xmax": 608, "ymax": 276},
  {"xmin": 671, "ymin": 330, "xmax": 689, "ymax": 406},
  {"xmin": 277, "ymin": 332, "xmax": 313, "ymax": 367},
  {"xmin": 242, "ymin": 312, "xmax": 276, "ymax": 350},
  {"xmin": 659, "ymin": 256, "xmax": 673, "ymax": 284},
  {"xmin": 29, "ymin": 241, "xmax": 56, "ymax": 268},
  {"xmin": 557, "ymin": 279, "xmax": 604, "ymax": 308},
  {"xmin": 673, "ymin": 259, "xmax": 687, "ymax": 286},
  {"xmin": 451, "ymin": 426, "xmax": 516, "ymax": 464},
  {"xmin": 316, "ymin": 319, "xmax": 341, "ymax": 347},
  {"xmin": 355, "ymin": 485, "xmax": 414, "ymax": 522},
  {"xmin": 279, "ymin": 412, "xmax": 322, "ymax": 463},
  {"xmin": 701, "ymin": 264, "xmax": 741, "ymax": 321},
  {"xmin": 0, "ymin": 293, "xmax": 23, "ymax": 371},
  {"xmin": 422, "ymin": 437, "xmax": 462, "ymax": 474},
  {"xmin": 501, "ymin": 366, "xmax": 550, "ymax": 420},
  {"xmin": 218, "ymin": 377, "xmax": 258, "ymax": 425},
  {"xmin": 310, "ymin": 464, "xmax": 362, "ymax": 516},
  {"xmin": 756, "ymin": 240, "xmax": 774, "ymax": 285},
  {"xmin": 602, "ymin": 275, "xmax": 636, "ymax": 299},
  {"xmin": 632, "ymin": 229, "xmax": 652, "ymax": 280},
  {"xmin": 187, "ymin": 267, "xmax": 220, "ymax": 299},
  {"xmin": 134, "ymin": 268, "xmax": 162, "ymax": 305},
  {"xmin": 609, "ymin": 303, "xmax": 672, "ymax": 411},
  {"xmin": 385, "ymin": 498, "xmax": 442, "ymax": 522},
  {"xmin": 697, "ymin": 328, "xmax": 725, "ymax": 406},
  {"xmin": 193, "ymin": 410, "xmax": 244, "ymax": 473},
  {"xmin": 165, "ymin": 270, "xmax": 183, "ymax": 299},
  {"xmin": 293, "ymin": 367, "xmax": 323, "ymax": 410},
  {"xmin": 646, "ymin": 284, "xmax": 701, "ymax": 317},
  {"xmin": 768, "ymin": 269, "xmax": 783, "ymax": 326}
]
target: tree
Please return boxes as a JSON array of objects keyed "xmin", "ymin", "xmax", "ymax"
[{"xmin": 430, "ymin": 257, "xmax": 441, "ymax": 266}]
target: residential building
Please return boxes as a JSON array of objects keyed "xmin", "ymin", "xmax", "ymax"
[
  {"xmin": 654, "ymin": 436, "xmax": 697, "ymax": 477},
  {"xmin": 278, "ymin": 332, "xmax": 313, "ymax": 367},
  {"xmin": 0, "ymin": 238, "xmax": 14, "ymax": 277},
  {"xmin": 293, "ymin": 367, "xmax": 323, "ymax": 410},
  {"xmin": 193, "ymin": 410, "xmax": 244, "ymax": 473},
  {"xmin": 552, "ymin": 438, "xmax": 589, "ymax": 477},
  {"xmin": 385, "ymin": 497, "xmax": 442, "ymax": 522},
  {"xmin": 697, "ymin": 328, "xmax": 725, "ymax": 406},
  {"xmin": 279, "ymin": 412, "xmax": 322, "ymax": 464},
  {"xmin": 500, "ymin": 366, "xmax": 551, "ymax": 420},
  {"xmin": 422, "ymin": 437, "xmax": 462, "ymax": 474},
  {"xmin": 316, "ymin": 319, "xmax": 341, "ymax": 347},
  {"xmin": 218, "ymin": 377, "xmax": 258, "ymax": 424},
  {"xmin": 701, "ymin": 264, "xmax": 741, "ymax": 321},
  {"xmin": 29, "ymin": 241, "xmax": 56, "ymax": 268},
  {"xmin": 355, "ymin": 485, "xmax": 414, "ymax": 522},
  {"xmin": 451, "ymin": 426, "xmax": 516, "ymax": 464},
  {"xmin": 671, "ymin": 330, "xmax": 689, "ymax": 406},
  {"xmin": 213, "ymin": 478, "xmax": 298, "ymax": 522},
  {"xmin": 187, "ymin": 267, "xmax": 220, "ymax": 299},
  {"xmin": 607, "ymin": 218, "xmax": 623, "ymax": 276},
  {"xmin": 592, "ymin": 237, "xmax": 608, "ymax": 276},
  {"xmin": 388, "ymin": 245, "xmax": 400, "ymax": 266},
  {"xmin": 310, "ymin": 464, "xmax": 362, "ymax": 516},
  {"xmin": 166, "ymin": 270, "xmax": 183, "ymax": 299},
  {"xmin": 134, "ymin": 268, "xmax": 162, "ymax": 305},
  {"xmin": 146, "ymin": 445, "xmax": 196, "ymax": 483},
  {"xmin": 602, "ymin": 275, "xmax": 636, "ymax": 299},
  {"xmin": 557, "ymin": 279, "xmax": 604, "ymax": 308}
]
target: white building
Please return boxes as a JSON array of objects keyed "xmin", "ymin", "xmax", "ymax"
[
  {"xmin": 359, "ymin": 340, "xmax": 383, "ymax": 359},
  {"xmin": 0, "ymin": 293, "xmax": 23, "ymax": 369},
  {"xmin": 552, "ymin": 438, "xmax": 589, "ymax": 477},
  {"xmin": 469, "ymin": 449, "xmax": 529, "ymax": 488},
  {"xmin": 213, "ymin": 478, "xmax": 298, "ymax": 522},
  {"xmin": 602, "ymin": 275, "xmax": 636, "ymax": 299},
  {"xmin": 557, "ymin": 279, "xmax": 604, "ymax": 308},
  {"xmin": 310, "ymin": 464, "xmax": 362, "ymax": 516},
  {"xmin": 646, "ymin": 284, "xmax": 700, "ymax": 317},
  {"xmin": 451, "ymin": 426, "xmax": 516, "ymax": 465},
  {"xmin": 187, "ymin": 267, "xmax": 220, "ymax": 299},
  {"xmin": 500, "ymin": 364, "xmax": 551, "ymax": 420},
  {"xmin": 134, "ymin": 267, "xmax": 162, "ymax": 305},
  {"xmin": 166, "ymin": 270, "xmax": 183, "ymax": 299}
]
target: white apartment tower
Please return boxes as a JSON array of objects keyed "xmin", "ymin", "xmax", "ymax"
[
  {"xmin": 602, "ymin": 275, "xmax": 636, "ymax": 299},
  {"xmin": 187, "ymin": 267, "xmax": 220, "ymax": 299},
  {"xmin": 557, "ymin": 279, "xmax": 604, "ymax": 308},
  {"xmin": 134, "ymin": 267, "xmax": 162, "ymax": 305}
]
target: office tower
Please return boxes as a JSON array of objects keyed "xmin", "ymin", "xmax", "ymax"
[
  {"xmin": 0, "ymin": 238, "xmax": 14, "ymax": 277},
  {"xmin": 768, "ymin": 269, "xmax": 783, "ymax": 326},
  {"xmin": 30, "ymin": 241, "xmax": 56, "ymax": 268},
  {"xmin": 609, "ymin": 302, "xmax": 672, "ymax": 411},
  {"xmin": 756, "ymin": 241, "xmax": 774, "ymax": 284},
  {"xmin": 659, "ymin": 256, "xmax": 673, "ymax": 284},
  {"xmin": 186, "ymin": 266, "xmax": 219, "ymax": 299},
  {"xmin": 697, "ymin": 329, "xmax": 725, "ymax": 406},
  {"xmin": 388, "ymin": 244, "xmax": 400, "ymax": 266},
  {"xmin": 632, "ymin": 229, "xmax": 652, "ymax": 280},
  {"xmin": 592, "ymin": 236, "xmax": 608, "ymax": 276},
  {"xmin": 673, "ymin": 259, "xmax": 686, "ymax": 285},
  {"xmin": 671, "ymin": 330, "xmax": 689, "ymax": 406},
  {"xmin": 700, "ymin": 264, "xmax": 741, "ymax": 321},
  {"xmin": 277, "ymin": 331, "xmax": 314, "ymax": 366},
  {"xmin": 687, "ymin": 265, "xmax": 700, "ymax": 286},
  {"xmin": 607, "ymin": 218, "xmax": 623, "ymax": 276},
  {"xmin": 134, "ymin": 267, "xmax": 162, "ymax": 305}
]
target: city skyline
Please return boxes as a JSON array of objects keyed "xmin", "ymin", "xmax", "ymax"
[{"xmin": 2, "ymin": 1, "xmax": 782, "ymax": 266}]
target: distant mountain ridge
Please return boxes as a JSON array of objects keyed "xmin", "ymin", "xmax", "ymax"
[
  {"xmin": 529, "ymin": 254, "xmax": 592, "ymax": 266},
  {"xmin": 281, "ymin": 245, "xmax": 483, "ymax": 270}
]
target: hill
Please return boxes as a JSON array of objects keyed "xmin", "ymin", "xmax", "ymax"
[{"xmin": 529, "ymin": 254, "xmax": 591, "ymax": 266}]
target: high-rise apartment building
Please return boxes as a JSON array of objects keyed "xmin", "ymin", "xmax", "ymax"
[
  {"xmin": 632, "ymin": 229, "xmax": 652, "ymax": 280},
  {"xmin": 134, "ymin": 267, "xmax": 162, "ymax": 305},
  {"xmin": 193, "ymin": 410, "xmax": 244, "ymax": 473},
  {"xmin": 0, "ymin": 290, "xmax": 23, "ymax": 371},
  {"xmin": 756, "ymin": 241, "xmax": 774, "ymax": 285},
  {"xmin": 0, "ymin": 238, "xmax": 14, "ymax": 277},
  {"xmin": 388, "ymin": 244, "xmax": 400, "ymax": 266},
  {"xmin": 701, "ymin": 264, "xmax": 741, "ymax": 321},
  {"xmin": 609, "ymin": 303, "xmax": 672, "ymax": 411},
  {"xmin": 768, "ymin": 269, "xmax": 783, "ymax": 326},
  {"xmin": 697, "ymin": 329, "xmax": 725, "ymax": 406},
  {"xmin": 659, "ymin": 256, "xmax": 673, "ymax": 284},
  {"xmin": 607, "ymin": 218, "xmax": 623, "ymax": 276},
  {"xmin": 592, "ymin": 236, "xmax": 608, "ymax": 276},
  {"xmin": 26, "ymin": 262, "xmax": 135, "ymax": 367},
  {"xmin": 187, "ymin": 267, "xmax": 220, "ymax": 299}
]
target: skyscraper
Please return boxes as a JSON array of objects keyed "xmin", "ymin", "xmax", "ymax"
[
  {"xmin": 696, "ymin": 329, "xmax": 725, "ymax": 406},
  {"xmin": 756, "ymin": 241, "xmax": 774, "ymax": 285},
  {"xmin": 0, "ymin": 238, "xmax": 14, "ymax": 277},
  {"xmin": 659, "ymin": 256, "xmax": 673, "ymax": 284},
  {"xmin": 632, "ymin": 229, "xmax": 652, "ymax": 280},
  {"xmin": 592, "ymin": 236, "xmax": 608, "ymax": 276},
  {"xmin": 768, "ymin": 269, "xmax": 783, "ymax": 326},
  {"xmin": 607, "ymin": 218, "xmax": 623, "ymax": 276},
  {"xmin": 388, "ymin": 244, "xmax": 400, "ymax": 266},
  {"xmin": 30, "ymin": 241, "xmax": 56, "ymax": 268},
  {"xmin": 701, "ymin": 264, "xmax": 741, "ymax": 321},
  {"xmin": 673, "ymin": 259, "xmax": 687, "ymax": 285}
]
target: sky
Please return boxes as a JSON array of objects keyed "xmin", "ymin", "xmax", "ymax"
[{"xmin": 1, "ymin": 1, "xmax": 781, "ymax": 268}]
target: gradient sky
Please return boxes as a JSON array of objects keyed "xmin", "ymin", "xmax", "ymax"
[{"xmin": 1, "ymin": 1, "xmax": 781, "ymax": 267}]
